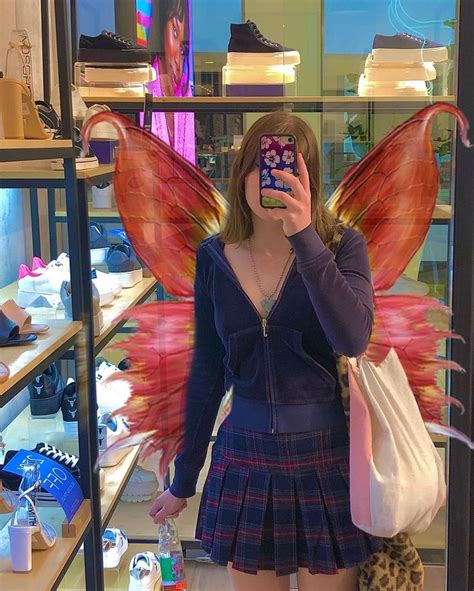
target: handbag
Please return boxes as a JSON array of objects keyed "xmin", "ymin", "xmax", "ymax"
[
  {"xmin": 347, "ymin": 351, "xmax": 446, "ymax": 537},
  {"xmin": 328, "ymin": 222, "xmax": 428, "ymax": 590}
]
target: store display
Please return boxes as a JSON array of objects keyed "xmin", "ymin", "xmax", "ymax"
[
  {"xmin": 98, "ymin": 413, "xmax": 130, "ymax": 467},
  {"xmin": 102, "ymin": 527, "xmax": 129, "ymax": 568},
  {"xmin": 90, "ymin": 222, "xmax": 111, "ymax": 265},
  {"xmin": 92, "ymin": 182, "xmax": 115, "ymax": 209},
  {"xmin": 8, "ymin": 479, "xmax": 56, "ymax": 572},
  {"xmin": 35, "ymin": 100, "xmax": 61, "ymax": 133},
  {"xmin": 121, "ymin": 466, "xmax": 158, "ymax": 503},
  {"xmin": 158, "ymin": 518, "xmax": 187, "ymax": 588},
  {"xmin": 78, "ymin": 31, "xmax": 151, "ymax": 64},
  {"xmin": 50, "ymin": 127, "xmax": 99, "ymax": 170},
  {"xmin": 61, "ymin": 378, "xmax": 78, "ymax": 438},
  {"xmin": 363, "ymin": 55, "xmax": 437, "ymax": 82},
  {"xmin": 128, "ymin": 551, "xmax": 162, "ymax": 591},
  {"xmin": 28, "ymin": 364, "xmax": 65, "ymax": 419},
  {"xmin": 96, "ymin": 359, "xmax": 131, "ymax": 413},
  {"xmin": 1, "ymin": 444, "xmax": 80, "ymax": 496},
  {"xmin": 61, "ymin": 280, "xmax": 104, "ymax": 337},
  {"xmin": 227, "ymin": 20, "xmax": 300, "ymax": 66},
  {"xmin": 0, "ymin": 77, "xmax": 50, "ymax": 140},
  {"xmin": 0, "ymin": 299, "xmax": 49, "ymax": 335},
  {"xmin": 371, "ymin": 32, "xmax": 449, "ymax": 63},
  {"xmin": 106, "ymin": 243, "xmax": 143, "ymax": 288},
  {"xmin": 224, "ymin": 20, "xmax": 299, "ymax": 96},
  {"xmin": 0, "ymin": 310, "xmax": 37, "ymax": 347},
  {"xmin": 31, "ymin": 252, "xmax": 116, "ymax": 306}
]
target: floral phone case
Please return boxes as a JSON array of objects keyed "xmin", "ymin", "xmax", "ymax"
[{"xmin": 260, "ymin": 134, "xmax": 297, "ymax": 208}]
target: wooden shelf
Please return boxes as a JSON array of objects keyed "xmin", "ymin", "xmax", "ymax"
[
  {"xmin": 0, "ymin": 140, "xmax": 75, "ymax": 164},
  {"xmin": 100, "ymin": 446, "xmax": 141, "ymax": 528},
  {"xmin": 0, "ymin": 320, "xmax": 82, "ymax": 403},
  {"xmin": 82, "ymin": 93, "xmax": 456, "ymax": 113},
  {"xmin": 56, "ymin": 207, "xmax": 119, "ymax": 221},
  {"xmin": 0, "ymin": 161, "xmax": 115, "ymax": 181},
  {"xmin": 0, "ymin": 277, "xmax": 157, "ymax": 361},
  {"xmin": 433, "ymin": 204, "xmax": 452, "ymax": 220},
  {"xmin": 0, "ymin": 500, "xmax": 91, "ymax": 591},
  {"xmin": 95, "ymin": 277, "xmax": 157, "ymax": 351},
  {"xmin": 0, "ymin": 139, "xmax": 72, "ymax": 150}
]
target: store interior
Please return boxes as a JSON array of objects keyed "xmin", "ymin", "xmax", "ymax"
[{"xmin": 0, "ymin": 0, "xmax": 472, "ymax": 589}]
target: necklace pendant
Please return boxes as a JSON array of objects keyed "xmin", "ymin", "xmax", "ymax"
[{"xmin": 261, "ymin": 297, "xmax": 275, "ymax": 313}]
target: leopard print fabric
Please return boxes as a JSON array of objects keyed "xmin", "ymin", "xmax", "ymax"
[{"xmin": 327, "ymin": 222, "xmax": 425, "ymax": 591}]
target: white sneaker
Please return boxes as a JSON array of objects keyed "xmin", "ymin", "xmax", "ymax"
[
  {"xmin": 56, "ymin": 253, "xmax": 120, "ymax": 299},
  {"xmin": 98, "ymin": 412, "xmax": 130, "ymax": 467},
  {"xmin": 129, "ymin": 552, "xmax": 162, "ymax": 590},
  {"xmin": 35, "ymin": 253, "xmax": 116, "ymax": 305},
  {"xmin": 83, "ymin": 104, "xmax": 119, "ymax": 141},
  {"xmin": 96, "ymin": 360, "xmax": 131, "ymax": 413},
  {"xmin": 121, "ymin": 466, "xmax": 158, "ymax": 503},
  {"xmin": 102, "ymin": 528, "xmax": 128, "ymax": 569},
  {"xmin": 17, "ymin": 264, "xmax": 66, "ymax": 308}
]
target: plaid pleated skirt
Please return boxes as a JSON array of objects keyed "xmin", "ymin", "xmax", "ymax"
[{"xmin": 196, "ymin": 421, "xmax": 382, "ymax": 577}]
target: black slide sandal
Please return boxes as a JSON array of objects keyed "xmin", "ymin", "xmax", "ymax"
[{"xmin": 0, "ymin": 311, "xmax": 37, "ymax": 347}]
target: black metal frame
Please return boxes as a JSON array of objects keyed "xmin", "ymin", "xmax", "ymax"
[{"xmin": 447, "ymin": 1, "xmax": 474, "ymax": 589}]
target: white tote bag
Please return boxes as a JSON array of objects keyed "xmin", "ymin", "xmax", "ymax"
[{"xmin": 348, "ymin": 348, "xmax": 446, "ymax": 538}]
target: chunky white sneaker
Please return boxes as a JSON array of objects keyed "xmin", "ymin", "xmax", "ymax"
[
  {"xmin": 121, "ymin": 466, "xmax": 158, "ymax": 503},
  {"xmin": 129, "ymin": 552, "xmax": 162, "ymax": 590},
  {"xmin": 102, "ymin": 528, "xmax": 128, "ymax": 569}
]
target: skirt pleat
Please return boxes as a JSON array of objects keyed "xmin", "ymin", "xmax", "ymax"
[
  {"xmin": 197, "ymin": 421, "xmax": 382, "ymax": 576},
  {"xmin": 233, "ymin": 470, "xmax": 271, "ymax": 573}
]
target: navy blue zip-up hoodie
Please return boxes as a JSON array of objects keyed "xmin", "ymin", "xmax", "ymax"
[{"xmin": 170, "ymin": 223, "xmax": 374, "ymax": 498}]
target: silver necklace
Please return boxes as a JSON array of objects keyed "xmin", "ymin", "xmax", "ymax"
[{"xmin": 248, "ymin": 238, "xmax": 294, "ymax": 314}]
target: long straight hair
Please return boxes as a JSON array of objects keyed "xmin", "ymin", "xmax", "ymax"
[{"xmin": 221, "ymin": 111, "xmax": 338, "ymax": 246}]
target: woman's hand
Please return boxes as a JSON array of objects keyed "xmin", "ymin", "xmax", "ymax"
[
  {"xmin": 149, "ymin": 489, "xmax": 188, "ymax": 525},
  {"xmin": 261, "ymin": 153, "xmax": 312, "ymax": 237}
]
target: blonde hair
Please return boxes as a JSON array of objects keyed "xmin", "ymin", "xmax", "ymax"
[{"xmin": 220, "ymin": 111, "xmax": 337, "ymax": 245}]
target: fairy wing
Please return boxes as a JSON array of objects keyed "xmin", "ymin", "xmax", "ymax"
[
  {"xmin": 327, "ymin": 103, "xmax": 470, "ymax": 293},
  {"xmin": 82, "ymin": 114, "xmax": 226, "ymax": 475},
  {"xmin": 82, "ymin": 112, "xmax": 226, "ymax": 297},
  {"xmin": 327, "ymin": 103, "xmax": 471, "ymax": 441}
]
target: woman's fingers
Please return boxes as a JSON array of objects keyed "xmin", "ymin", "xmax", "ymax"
[
  {"xmin": 261, "ymin": 189, "xmax": 295, "ymax": 208},
  {"xmin": 297, "ymin": 153, "xmax": 311, "ymax": 194},
  {"xmin": 271, "ymin": 169, "xmax": 304, "ymax": 198},
  {"xmin": 149, "ymin": 497, "xmax": 164, "ymax": 518}
]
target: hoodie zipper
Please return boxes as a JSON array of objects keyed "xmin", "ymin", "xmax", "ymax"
[{"xmin": 207, "ymin": 242, "xmax": 295, "ymax": 434}]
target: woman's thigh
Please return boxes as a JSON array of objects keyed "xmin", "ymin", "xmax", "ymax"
[
  {"xmin": 297, "ymin": 566, "xmax": 358, "ymax": 591},
  {"xmin": 227, "ymin": 564, "xmax": 290, "ymax": 591}
]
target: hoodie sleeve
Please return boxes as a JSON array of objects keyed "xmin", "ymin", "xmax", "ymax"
[
  {"xmin": 170, "ymin": 245, "xmax": 225, "ymax": 498},
  {"xmin": 287, "ymin": 224, "xmax": 374, "ymax": 357}
]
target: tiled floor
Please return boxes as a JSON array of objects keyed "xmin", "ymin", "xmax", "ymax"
[{"xmin": 59, "ymin": 549, "xmax": 445, "ymax": 590}]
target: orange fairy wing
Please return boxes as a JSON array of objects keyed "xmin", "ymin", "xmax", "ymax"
[
  {"xmin": 82, "ymin": 111, "xmax": 226, "ymax": 297},
  {"xmin": 327, "ymin": 103, "xmax": 470, "ymax": 293}
]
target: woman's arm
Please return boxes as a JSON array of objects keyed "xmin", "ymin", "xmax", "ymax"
[
  {"xmin": 170, "ymin": 246, "xmax": 225, "ymax": 498},
  {"xmin": 288, "ymin": 224, "xmax": 374, "ymax": 357}
]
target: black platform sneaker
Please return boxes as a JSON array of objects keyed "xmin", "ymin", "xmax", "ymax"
[
  {"xmin": 28, "ymin": 364, "xmax": 65, "ymax": 419},
  {"xmin": 78, "ymin": 30, "xmax": 151, "ymax": 63},
  {"xmin": 227, "ymin": 20, "xmax": 300, "ymax": 66}
]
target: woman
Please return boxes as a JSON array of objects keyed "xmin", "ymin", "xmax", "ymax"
[
  {"xmin": 146, "ymin": 0, "xmax": 194, "ymax": 161},
  {"xmin": 149, "ymin": 111, "xmax": 382, "ymax": 591}
]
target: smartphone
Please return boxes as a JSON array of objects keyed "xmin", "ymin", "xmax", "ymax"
[{"xmin": 259, "ymin": 134, "xmax": 297, "ymax": 209}]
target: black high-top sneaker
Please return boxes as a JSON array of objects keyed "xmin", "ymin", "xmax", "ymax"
[
  {"xmin": 78, "ymin": 30, "xmax": 151, "ymax": 63},
  {"xmin": 227, "ymin": 20, "xmax": 300, "ymax": 66},
  {"xmin": 28, "ymin": 364, "xmax": 65, "ymax": 419},
  {"xmin": 61, "ymin": 379, "xmax": 78, "ymax": 438}
]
